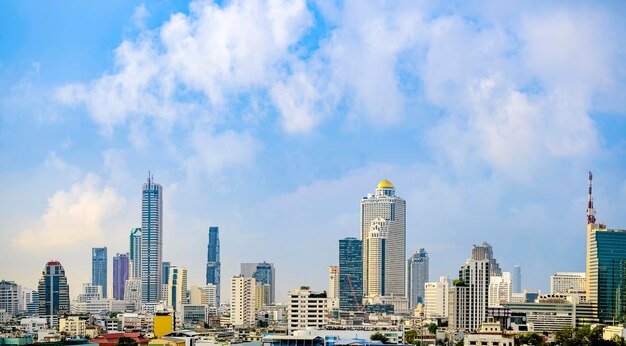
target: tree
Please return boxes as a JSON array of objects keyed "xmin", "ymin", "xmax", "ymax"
[
  {"xmin": 427, "ymin": 323, "xmax": 438, "ymax": 335},
  {"xmin": 116, "ymin": 336, "xmax": 138, "ymax": 346},
  {"xmin": 405, "ymin": 329, "xmax": 418, "ymax": 344},
  {"xmin": 371, "ymin": 332, "xmax": 389, "ymax": 344},
  {"xmin": 518, "ymin": 332, "xmax": 544, "ymax": 346}
]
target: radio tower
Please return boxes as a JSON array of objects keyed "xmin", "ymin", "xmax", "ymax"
[{"xmin": 587, "ymin": 171, "xmax": 596, "ymax": 225}]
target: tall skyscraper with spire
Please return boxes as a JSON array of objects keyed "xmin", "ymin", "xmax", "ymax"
[
  {"xmin": 361, "ymin": 179, "xmax": 406, "ymax": 298},
  {"xmin": 206, "ymin": 226, "xmax": 221, "ymax": 306},
  {"xmin": 141, "ymin": 174, "xmax": 163, "ymax": 303}
]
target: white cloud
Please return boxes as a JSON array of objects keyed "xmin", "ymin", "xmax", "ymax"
[
  {"xmin": 12, "ymin": 174, "xmax": 126, "ymax": 250},
  {"xmin": 184, "ymin": 129, "xmax": 259, "ymax": 177},
  {"xmin": 44, "ymin": 151, "xmax": 82, "ymax": 179}
]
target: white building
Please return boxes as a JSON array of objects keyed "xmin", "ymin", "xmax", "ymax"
[
  {"xmin": 230, "ymin": 276, "xmax": 256, "ymax": 328},
  {"xmin": 425, "ymin": 276, "xmax": 449, "ymax": 318},
  {"xmin": 464, "ymin": 319, "xmax": 515, "ymax": 346},
  {"xmin": 449, "ymin": 257, "xmax": 490, "ymax": 330},
  {"xmin": 328, "ymin": 266, "xmax": 340, "ymax": 310},
  {"xmin": 124, "ymin": 278, "xmax": 142, "ymax": 308},
  {"xmin": 550, "ymin": 272, "xmax": 586, "ymax": 295},
  {"xmin": 76, "ymin": 283, "xmax": 102, "ymax": 302},
  {"xmin": 361, "ymin": 180, "xmax": 406, "ymax": 298},
  {"xmin": 71, "ymin": 299, "xmax": 135, "ymax": 314},
  {"xmin": 20, "ymin": 318, "xmax": 48, "ymax": 332},
  {"xmin": 167, "ymin": 266, "xmax": 188, "ymax": 310},
  {"xmin": 287, "ymin": 286, "xmax": 328, "ymax": 334},
  {"xmin": 366, "ymin": 218, "xmax": 388, "ymax": 297},
  {"xmin": 488, "ymin": 272, "xmax": 512, "ymax": 307}
]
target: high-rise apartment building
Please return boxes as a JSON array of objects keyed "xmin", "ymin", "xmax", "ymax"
[
  {"xmin": 38, "ymin": 261, "xmax": 70, "ymax": 327},
  {"xmin": 92, "ymin": 247, "xmax": 107, "ymax": 298},
  {"xmin": 113, "ymin": 253, "xmax": 129, "ymax": 300},
  {"xmin": 488, "ymin": 272, "xmax": 512, "ymax": 306},
  {"xmin": 76, "ymin": 283, "xmax": 102, "ymax": 302},
  {"xmin": 206, "ymin": 226, "xmax": 221, "ymax": 307},
  {"xmin": 550, "ymin": 272, "xmax": 586, "ymax": 295},
  {"xmin": 329, "ymin": 266, "xmax": 340, "ymax": 298},
  {"xmin": 240, "ymin": 262, "xmax": 275, "ymax": 304},
  {"xmin": 339, "ymin": 238, "xmax": 362, "ymax": 313},
  {"xmin": 512, "ymin": 265, "xmax": 521, "ymax": 293},
  {"xmin": 361, "ymin": 180, "xmax": 406, "ymax": 298},
  {"xmin": 256, "ymin": 283, "xmax": 271, "ymax": 310},
  {"xmin": 167, "ymin": 266, "xmax": 188, "ymax": 310},
  {"xmin": 424, "ymin": 276, "xmax": 448, "ymax": 319},
  {"xmin": 0, "ymin": 280, "xmax": 19, "ymax": 316},
  {"xmin": 129, "ymin": 228, "xmax": 142, "ymax": 279},
  {"xmin": 287, "ymin": 286, "xmax": 328, "ymax": 334},
  {"xmin": 124, "ymin": 278, "xmax": 142, "ymax": 307},
  {"xmin": 230, "ymin": 276, "xmax": 256, "ymax": 328},
  {"xmin": 471, "ymin": 242, "xmax": 502, "ymax": 277},
  {"xmin": 407, "ymin": 248, "xmax": 430, "ymax": 308},
  {"xmin": 141, "ymin": 174, "xmax": 163, "ymax": 303},
  {"xmin": 585, "ymin": 171, "xmax": 626, "ymax": 322},
  {"xmin": 449, "ymin": 256, "xmax": 490, "ymax": 330}
]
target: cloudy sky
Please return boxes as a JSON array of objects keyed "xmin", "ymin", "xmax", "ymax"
[{"xmin": 1, "ymin": 0, "xmax": 626, "ymax": 302}]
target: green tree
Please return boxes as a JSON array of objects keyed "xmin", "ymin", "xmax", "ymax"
[
  {"xmin": 518, "ymin": 332, "xmax": 544, "ymax": 346},
  {"xmin": 427, "ymin": 323, "xmax": 438, "ymax": 335},
  {"xmin": 116, "ymin": 336, "xmax": 138, "ymax": 346},
  {"xmin": 405, "ymin": 330, "xmax": 418, "ymax": 344},
  {"xmin": 370, "ymin": 332, "xmax": 389, "ymax": 344},
  {"xmin": 454, "ymin": 339, "xmax": 464, "ymax": 346}
]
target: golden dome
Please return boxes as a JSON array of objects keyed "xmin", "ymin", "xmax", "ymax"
[{"xmin": 377, "ymin": 179, "xmax": 394, "ymax": 189}]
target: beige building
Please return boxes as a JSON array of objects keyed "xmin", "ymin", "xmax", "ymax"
[
  {"xmin": 287, "ymin": 286, "xmax": 328, "ymax": 334},
  {"xmin": 167, "ymin": 266, "xmax": 188, "ymax": 310},
  {"xmin": 59, "ymin": 316, "xmax": 86, "ymax": 338},
  {"xmin": 230, "ymin": 276, "xmax": 256, "ymax": 328},
  {"xmin": 256, "ymin": 283, "xmax": 271, "ymax": 310},
  {"xmin": 425, "ymin": 276, "xmax": 448, "ymax": 318},
  {"xmin": 550, "ymin": 272, "xmax": 586, "ymax": 295},
  {"xmin": 488, "ymin": 272, "xmax": 512, "ymax": 306},
  {"xmin": 361, "ymin": 180, "xmax": 406, "ymax": 298}
]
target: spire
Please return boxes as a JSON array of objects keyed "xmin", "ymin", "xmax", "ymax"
[{"xmin": 587, "ymin": 171, "xmax": 596, "ymax": 225}]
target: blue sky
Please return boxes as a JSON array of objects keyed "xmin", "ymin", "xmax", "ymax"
[{"xmin": 1, "ymin": 0, "xmax": 626, "ymax": 301}]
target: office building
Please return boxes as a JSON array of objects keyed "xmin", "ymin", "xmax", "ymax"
[
  {"xmin": 189, "ymin": 284, "xmax": 218, "ymax": 309},
  {"xmin": 162, "ymin": 262, "xmax": 171, "ymax": 285},
  {"xmin": 180, "ymin": 304, "xmax": 209, "ymax": 326},
  {"xmin": 129, "ymin": 228, "xmax": 142, "ymax": 279},
  {"xmin": 471, "ymin": 242, "xmax": 502, "ymax": 277},
  {"xmin": 0, "ymin": 280, "xmax": 19, "ymax": 316},
  {"xmin": 287, "ymin": 286, "xmax": 328, "ymax": 334},
  {"xmin": 361, "ymin": 180, "xmax": 406, "ymax": 298},
  {"xmin": 407, "ymin": 248, "xmax": 429, "ymax": 308},
  {"xmin": 92, "ymin": 247, "xmax": 107, "ymax": 298},
  {"xmin": 141, "ymin": 174, "xmax": 163, "ymax": 303},
  {"xmin": 113, "ymin": 253, "xmax": 129, "ymax": 300},
  {"xmin": 124, "ymin": 278, "xmax": 142, "ymax": 307},
  {"xmin": 206, "ymin": 226, "xmax": 221, "ymax": 306},
  {"xmin": 424, "ymin": 276, "xmax": 449, "ymax": 318},
  {"xmin": 38, "ymin": 261, "xmax": 70, "ymax": 327},
  {"xmin": 167, "ymin": 266, "xmax": 188, "ymax": 310},
  {"xmin": 512, "ymin": 265, "xmax": 521, "ymax": 293},
  {"xmin": 585, "ymin": 172, "xmax": 626, "ymax": 322},
  {"xmin": 488, "ymin": 272, "xmax": 512, "ymax": 307},
  {"xmin": 76, "ymin": 283, "xmax": 102, "ymax": 302},
  {"xmin": 339, "ymin": 238, "xmax": 362, "ymax": 312},
  {"xmin": 240, "ymin": 262, "xmax": 275, "ymax": 304},
  {"xmin": 59, "ymin": 316, "xmax": 87, "ymax": 338},
  {"xmin": 329, "ymin": 266, "xmax": 340, "ymax": 299},
  {"xmin": 230, "ymin": 276, "xmax": 256, "ymax": 328},
  {"xmin": 550, "ymin": 272, "xmax": 586, "ymax": 295}
]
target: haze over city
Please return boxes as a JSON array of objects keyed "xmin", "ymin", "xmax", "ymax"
[{"xmin": 2, "ymin": 0, "xmax": 626, "ymax": 306}]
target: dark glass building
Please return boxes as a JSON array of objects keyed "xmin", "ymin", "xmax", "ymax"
[
  {"xmin": 113, "ymin": 253, "xmax": 129, "ymax": 300},
  {"xmin": 206, "ymin": 226, "xmax": 221, "ymax": 306},
  {"xmin": 339, "ymin": 237, "xmax": 362, "ymax": 313},
  {"xmin": 38, "ymin": 261, "xmax": 70, "ymax": 327},
  {"xmin": 252, "ymin": 262, "xmax": 275, "ymax": 303},
  {"xmin": 141, "ymin": 174, "xmax": 163, "ymax": 303},
  {"xmin": 92, "ymin": 247, "xmax": 107, "ymax": 298},
  {"xmin": 162, "ymin": 262, "xmax": 171, "ymax": 285}
]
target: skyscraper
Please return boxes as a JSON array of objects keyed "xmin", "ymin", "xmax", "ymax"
[
  {"xmin": 141, "ymin": 174, "xmax": 163, "ymax": 303},
  {"xmin": 162, "ymin": 262, "xmax": 171, "ymax": 285},
  {"xmin": 230, "ymin": 276, "xmax": 256, "ymax": 328},
  {"xmin": 585, "ymin": 171, "xmax": 626, "ymax": 322},
  {"xmin": 129, "ymin": 228, "xmax": 142, "ymax": 279},
  {"xmin": 361, "ymin": 179, "xmax": 406, "ymax": 298},
  {"xmin": 0, "ymin": 281, "xmax": 19, "ymax": 316},
  {"xmin": 407, "ymin": 248, "xmax": 429, "ymax": 308},
  {"xmin": 240, "ymin": 262, "xmax": 275, "ymax": 304},
  {"xmin": 206, "ymin": 226, "xmax": 220, "ymax": 306},
  {"xmin": 449, "ymin": 256, "xmax": 490, "ymax": 330},
  {"xmin": 167, "ymin": 266, "xmax": 188, "ymax": 310},
  {"xmin": 339, "ymin": 237, "xmax": 362, "ymax": 313},
  {"xmin": 92, "ymin": 247, "xmax": 107, "ymax": 298},
  {"xmin": 512, "ymin": 265, "xmax": 521, "ymax": 293},
  {"xmin": 329, "ymin": 266, "xmax": 340, "ymax": 300},
  {"xmin": 471, "ymin": 242, "xmax": 502, "ymax": 277},
  {"xmin": 113, "ymin": 253, "xmax": 129, "ymax": 300},
  {"xmin": 38, "ymin": 261, "xmax": 70, "ymax": 327}
]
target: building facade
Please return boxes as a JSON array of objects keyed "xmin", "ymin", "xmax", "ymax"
[
  {"xmin": 339, "ymin": 237, "xmax": 362, "ymax": 313},
  {"xmin": 141, "ymin": 174, "xmax": 163, "ymax": 303},
  {"xmin": 167, "ymin": 266, "xmax": 188, "ymax": 310},
  {"xmin": 92, "ymin": 247, "xmax": 108, "ymax": 298},
  {"xmin": 38, "ymin": 261, "xmax": 70, "ymax": 327},
  {"xmin": 449, "ymin": 257, "xmax": 490, "ymax": 330},
  {"xmin": 240, "ymin": 262, "xmax": 275, "ymax": 304},
  {"xmin": 512, "ymin": 265, "xmax": 521, "ymax": 293},
  {"xmin": 129, "ymin": 228, "xmax": 142, "ymax": 279},
  {"xmin": 550, "ymin": 272, "xmax": 586, "ymax": 295},
  {"xmin": 407, "ymin": 248, "xmax": 429, "ymax": 308},
  {"xmin": 206, "ymin": 226, "xmax": 221, "ymax": 307},
  {"xmin": 424, "ymin": 276, "xmax": 449, "ymax": 318},
  {"xmin": 361, "ymin": 180, "xmax": 406, "ymax": 298},
  {"xmin": 287, "ymin": 286, "xmax": 328, "ymax": 334},
  {"xmin": 76, "ymin": 283, "xmax": 102, "ymax": 302},
  {"xmin": 230, "ymin": 276, "xmax": 256, "ymax": 328},
  {"xmin": 471, "ymin": 242, "xmax": 502, "ymax": 277},
  {"xmin": 488, "ymin": 272, "xmax": 512, "ymax": 307},
  {"xmin": 0, "ymin": 280, "xmax": 19, "ymax": 317},
  {"xmin": 113, "ymin": 253, "xmax": 129, "ymax": 300}
]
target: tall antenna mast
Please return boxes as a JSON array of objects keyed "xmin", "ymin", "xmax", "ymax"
[{"xmin": 587, "ymin": 171, "xmax": 596, "ymax": 225}]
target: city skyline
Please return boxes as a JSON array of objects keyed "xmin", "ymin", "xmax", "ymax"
[{"xmin": 2, "ymin": 0, "xmax": 626, "ymax": 304}]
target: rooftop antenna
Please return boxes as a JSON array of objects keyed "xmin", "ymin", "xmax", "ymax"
[{"xmin": 587, "ymin": 171, "xmax": 596, "ymax": 225}]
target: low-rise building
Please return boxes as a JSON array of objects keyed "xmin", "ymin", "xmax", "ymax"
[
  {"xmin": 463, "ymin": 319, "xmax": 515, "ymax": 346},
  {"xmin": 59, "ymin": 316, "xmax": 87, "ymax": 337}
]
